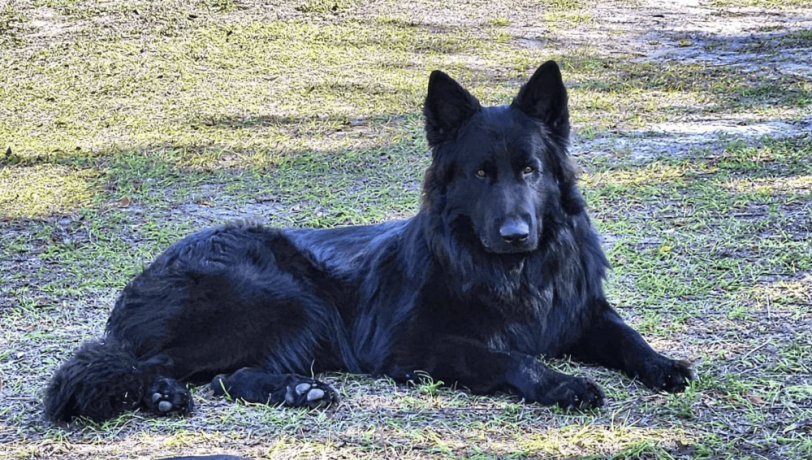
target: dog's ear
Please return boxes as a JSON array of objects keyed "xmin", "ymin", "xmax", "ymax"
[
  {"xmin": 423, "ymin": 71, "xmax": 481, "ymax": 147},
  {"xmin": 515, "ymin": 61, "xmax": 582, "ymax": 214},
  {"xmin": 512, "ymin": 61, "xmax": 570, "ymax": 139}
]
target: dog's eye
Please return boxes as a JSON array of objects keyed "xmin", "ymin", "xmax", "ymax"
[
  {"xmin": 476, "ymin": 170, "xmax": 487, "ymax": 178},
  {"xmin": 523, "ymin": 166, "xmax": 535, "ymax": 175}
]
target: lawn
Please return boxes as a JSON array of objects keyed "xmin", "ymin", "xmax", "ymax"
[{"xmin": 1, "ymin": 0, "xmax": 811, "ymax": 459}]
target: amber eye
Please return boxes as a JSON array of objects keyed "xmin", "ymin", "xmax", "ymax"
[
  {"xmin": 523, "ymin": 166, "xmax": 535, "ymax": 174},
  {"xmin": 476, "ymin": 170, "xmax": 487, "ymax": 178}
]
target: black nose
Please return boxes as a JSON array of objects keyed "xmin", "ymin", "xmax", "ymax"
[{"xmin": 499, "ymin": 221, "xmax": 530, "ymax": 243}]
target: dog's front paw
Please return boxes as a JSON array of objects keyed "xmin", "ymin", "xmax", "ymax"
[
  {"xmin": 637, "ymin": 358, "xmax": 693, "ymax": 393},
  {"xmin": 532, "ymin": 376, "xmax": 605, "ymax": 410},
  {"xmin": 144, "ymin": 376, "xmax": 193, "ymax": 416}
]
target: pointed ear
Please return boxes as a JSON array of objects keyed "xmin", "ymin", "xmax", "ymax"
[
  {"xmin": 423, "ymin": 70, "xmax": 481, "ymax": 147},
  {"xmin": 512, "ymin": 61, "xmax": 570, "ymax": 139}
]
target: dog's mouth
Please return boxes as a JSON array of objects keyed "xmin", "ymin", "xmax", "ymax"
[
  {"xmin": 480, "ymin": 238, "xmax": 538, "ymax": 255},
  {"xmin": 451, "ymin": 216, "xmax": 538, "ymax": 255}
]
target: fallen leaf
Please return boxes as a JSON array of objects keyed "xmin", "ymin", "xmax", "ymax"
[
  {"xmin": 747, "ymin": 393, "xmax": 767, "ymax": 405},
  {"xmin": 196, "ymin": 199, "xmax": 214, "ymax": 207},
  {"xmin": 658, "ymin": 245, "xmax": 673, "ymax": 254},
  {"xmin": 117, "ymin": 197, "xmax": 131, "ymax": 208}
]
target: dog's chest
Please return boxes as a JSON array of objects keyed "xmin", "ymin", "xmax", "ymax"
[
  {"xmin": 424, "ymin": 281, "xmax": 555, "ymax": 350},
  {"xmin": 412, "ymin": 253, "xmax": 592, "ymax": 357},
  {"xmin": 484, "ymin": 285, "xmax": 587, "ymax": 357}
]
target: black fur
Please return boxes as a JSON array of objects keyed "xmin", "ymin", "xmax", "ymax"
[{"xmin": 44, "ymin": 61, "xmax": 693, "ymax": 423}]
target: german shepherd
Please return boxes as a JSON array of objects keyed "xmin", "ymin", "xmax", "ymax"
[{"xmin": 45, "ymin": 61, "xmax": 693, "ymax": 422}]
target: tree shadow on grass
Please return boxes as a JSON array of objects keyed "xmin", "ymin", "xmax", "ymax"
[
  {"xmin": 0, "ymin": 125, "xmax": 428, "ymax": 226},
  {"xmin": 194, "ymin": 112, "xmax": 414, "ymax": 130}
]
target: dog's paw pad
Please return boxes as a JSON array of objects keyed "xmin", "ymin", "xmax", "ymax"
[
  {"xmin": 306, "ymin": 388, "xmax": 325, "ymax": 401},
  {"xmin": 295, "ymin": 383, "xmax": 311, "ymax": 395},
  {"xmin": 146, "ymin": 377, "xmax": 193, "ymax": 416},
  {"xmin": 284, "ymin": 379, "xmax": 337, "ymax": 408}
]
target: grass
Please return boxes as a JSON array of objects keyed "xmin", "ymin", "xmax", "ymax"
[
  {"xmin": 1, "ymin": 0, "xmax": 812, "ymax": 459},
  {"xmin": 0, "ymin": 164, "xmax": 101, "ymax": 218},
  {"xmin": 711, "ymin": 0, "xmax": 812, "ymax": 8},
  {"xmin": 542, "ymin": 0, "xmax": 590, "ymax": 10}
]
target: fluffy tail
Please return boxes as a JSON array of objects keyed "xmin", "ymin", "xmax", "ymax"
[{"xmin": 44, "ymin": 339, "xmax": 166, "ymax": 422}]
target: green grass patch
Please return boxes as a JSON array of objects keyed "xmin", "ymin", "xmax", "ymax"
[
  {"xmin": 0, "ymin": 164, "xmax": 101, "ymax": 218},
  {"xmin": 489, "ymin": 17, "xmax": 510, "ymax": 26},
  {"xmin": 296, "ymin": 0, "xmax": 355, "ymax": 13},
  {"xmin": 542, "ymin": 0, "xmax": 590, "ymax": 10}
]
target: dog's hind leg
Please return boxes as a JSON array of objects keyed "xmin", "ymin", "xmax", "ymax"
[
  {"xmin": 211, "ymin": 368, "xmax": 338, "ymax": 408},
  {"xmin": 44, "ymin": 340, "xmax": 193, "ymax": 422}
]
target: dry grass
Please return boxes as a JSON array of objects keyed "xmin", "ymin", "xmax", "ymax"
[{"xmin": 1, "ymin": 0, "xmax": 811, "ymax": 459}]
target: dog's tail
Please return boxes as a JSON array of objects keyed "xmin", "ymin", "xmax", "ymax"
[{"xmin": 44, "ymin": 339, "xmax": 166, "ymax": 422}]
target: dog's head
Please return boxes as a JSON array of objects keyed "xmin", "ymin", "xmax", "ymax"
[{"xmin": 421, "ymin": 61, "xmax": 581, "ymax": 255}]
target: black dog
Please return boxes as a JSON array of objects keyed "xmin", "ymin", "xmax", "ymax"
[{"xmin": 45, "ymin": 61, "xmax": 693, "ymax": 423}]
